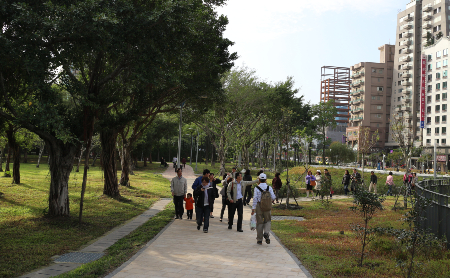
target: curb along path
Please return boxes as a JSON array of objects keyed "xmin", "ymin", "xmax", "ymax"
[{"xmin": 107, "ymin": 165, "xmax": 311, "ymax": 278}]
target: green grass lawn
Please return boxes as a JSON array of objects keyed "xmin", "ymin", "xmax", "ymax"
[
  {"xmin": 0, "ymin": 160, "xmax": 171, "ymax": 278},
  {"xmin": 271, "ymin": 198, "xmax": 450, "ymax": 278}
]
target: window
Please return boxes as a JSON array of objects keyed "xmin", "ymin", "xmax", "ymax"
[
  {"xmin": 443, "ymin": 104, "xmax": 448, "ymax": 111},
  {"xmin": 444, "ymin": 49, "xmax": 448, "ymax": 56},
  {"xmin": 377, "ymin": 87, "xmax": 384, "ymax": 91},
  {"xmin": 378, "ymin": 69, "xmax": 384, "ymax": 74},
  {"xmin": 399, "ymin": 88, "xmax": 403, "ymax": 93},
  {"xmin": 435, "ymin": 127, "xmax": 440, "ymax": 134},
  {"xmin": 427, "ymin": 139, "xmax": 431, "ymax": 144},
  {"xmin": 443, "ymin": 139, "xmax": 447, "ymax": 144},
  {"xmin": 371, "ymin": 96, "xmax": 376, "ymax": 100},
  {"xmin": 427, "ymin": 128, "xmax": 432, "ymax": 134},
  {"xmin": 377, "ymin": 105, "xmax": 382, "ymax": 109},
  {"xmin": 443, "ymin": 127, "xmax": 447, "ymax": 134},
  {"xmin": 445, "ymin": 60, "xmax": 449, "ymax": 67},
  {"xmin": 372, "ymin": 69, "xmax": 377, "ymax": 73},
  {"xmin": 399, "ymin": 49, "xmax": 403, "ymax": 54},
  {"xmin": 437, "ymin": 51, "xmax": 442, "ymax": 58},
  {"xmin": 427, "ymin": 106, "xmax": 432, "ymax": 113},
  {"xmin": 443, "ymin": 93, "xmax": 447, "ymax": 99},
  {"xmin": 444, "ymin": 70, "xmax": 448, "ymax": 77},
  {"xmin": 428, "ymin": 85, "xmax": 433, "ymax": 91},
  {"xmin": 444, "ymin": 82, "xmax": 448, "ymax": 88},
  {"xmin": 428, "ymin": 74, "xmax": 433, "ymax": 81},
  {"xmin": 436, "ymin": 116, "xmax": 440, "ymax": 123},
  {"xmin": 437, "ymin": 139, "xmax": 440, "ymax": 144},
  {"xmin": 427, "ymin": 96, "xmax": 432, "ymax": 102},
  {"xmin": 428, "ymin": 64, "xmax": 433, "ymax": 70},
  {"xmin": 394, "ymin": 81, "xmax": 396, "ymax": 86},
  {"xmin": 436, "ymin": 83, "xmax": 441, "ymax": 90},
  {"xmin": 398, "ymin": 97, "xmax": 401, "ymax": 101},
  {"xmin": 428, "ymin": 54, "xmax": 433, "ymax": 61},
  {"xmin": 427, "ymin": 117, "xmax": 432, "ymax": 123},
  {"xmin": 436, "ymin": 72, "xmax": 441, "ymax": 79},
  {"xmin": 436, "ymin": 105, "xmax": 441, "ymax": 112},
  {"xmin": 437, "ymin": 61, "xmax": 442, "ymax": 69},
  {"xmin": 436, "ymin": 94, "xmax": 441, "ymax": 101},
  {"xmin": 443, "ymin": 115, "xmax": 447, "ymax": 122}
]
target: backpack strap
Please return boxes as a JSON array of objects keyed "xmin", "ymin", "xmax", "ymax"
[
  {"xmin": 256, "ymin": 186, "xmax": 263, "ymax": 192},
  {"xmin": 265, "ymin": 186, "xmax": 270, "ymax": 191}
]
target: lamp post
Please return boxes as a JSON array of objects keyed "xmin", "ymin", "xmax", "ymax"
[
  {"xmin": 195, "ymin": 130, "xmax": 199, "ymax": 172},
  {"xmin": 177, "ymin": 102, "xmax": 185, "ymax": 170}
]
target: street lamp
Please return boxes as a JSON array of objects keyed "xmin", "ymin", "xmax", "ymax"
[
  {"xmin": 195, "ymin": 130, "xmax": 199, "ymax": 172},
  {"xmin": 176, "ymin": 102, "xmax": 185, "ymax": 170}
]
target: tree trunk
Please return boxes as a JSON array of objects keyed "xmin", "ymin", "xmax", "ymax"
[
  {"xmin": 217, "ymin": 134, "xmax": 227, "ymax": 176},
  {"xmin": 79, "ymin": 113, "xmax": 94, "ymax": 223},
  {"xmin": 0, "ymin": 147, "xmax": 3, "ymax": 172},
  {"xmin": 37, "ymin": 144, "xmax": 44, "ymax": 168},
  {"xmin": 46, "ymin": 141, "xmax": 78, "ymax": 216},
  {"xmin": 101, "ymin": 129, "xmax": 120, "ymax": 197},
  {"xmin": 91, "ymin": 151, "xmax": 99, "ymax": 167},
  {"xmin": 5, "ymin": 146, "xmax": 11, "ymax": 172},
  {"xmin": 143, "ymin": 152, "xmax": 147, "ymax": 167},
  {"xmin": 119, "ymin": 140, "xmax": 131, "ymax": 187},
  {"xmin": 23, "ymin": 150, "xmax": 28, "ymax": 163},
  {"xmin": 211, "ymin": 144, "xmax": 215, "ymax": 167},
  {"xmin": 149, "ymin": 151, "xmax": 153, "ymax": 163},
  {"xmin": 205, "ymin": 136, "xmax": 210, "ymax": 165},
  {"xmin": 308, "ymin": 142, "xmax": 312, "ymax": 165},
  {"xmin": 75, "ymin": 146, "xmax": 85, "ymax": 172},
  {"xmin": 6, "ymin": 126, "xmax": 20, "ymax": 184}
]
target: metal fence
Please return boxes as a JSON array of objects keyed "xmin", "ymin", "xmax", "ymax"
[{"xmin": 415, "ymin": 178, "xmax": 450, "ymax": 246}]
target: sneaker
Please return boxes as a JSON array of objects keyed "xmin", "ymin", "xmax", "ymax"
[
  {"xmin": 257, "ymin": 241, "xmax": 262, "ymax": 245},
  {"xmin": 204, "ymin": 229, "xmax": 208, "ymax": 233},
  {"xmin": 210, "ymin": 215, "xmax": 214, "ymax": 218},
  {"xmin": 175, "ymin": 215, "xmax": 179, "ymax": 219},
  {"xmin": 264, "ymin": 233, "xmax": 270, "ymax": 244},
  {"xmin": 197, "ymin": 225, "xmax": 200, "ymax": 230}
]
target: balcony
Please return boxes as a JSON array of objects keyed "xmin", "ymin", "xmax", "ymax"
[
  {"xmin": 403, "ymin": 81, "xmax": 412, "ymax": 86},
  {"xmin": 422, "ymin": 32, "xmax": 429, "ymax": 38},
  {"xmin": 402, "ymin": 90, "xmax": 412, "ymax": 96},
  {"xmin": 352, "ymin": 80, "xmax": 364, "ymax": 87},
  {"xmin": 404, "ymin": 98, "xmax": 411, "ymax": 103},
  {"xmin": 404, "ymin": 48, "xmax": 413, "ymax": 54},
  {"xmin": 401, "ymin": 23, "xmax": 413, "ymax": 30},
  {"xmin": 405, "ymin": 15, "xmax": 413, "ymax": 22},
  {"xmin": 403, "ymin": 32, "xmax": 413, "ymax": 38},
  {"xmin": 400, "ymin": 40, "xmax": 413, "ymax": 47},
  {"xmin": 402, "ymin": 73, "xmax": 412, "ymax": 78},
  {"xmin": 400, "ymin": 55, "xmax": 412, "ymax": 62},
  {"xmin": 351, "ymin": 71, "xmax": 364, "ymax": 78},
  {"xmin": 402, "ymin": 63, "xmax": 413, "ymax": 70},
  {"xmin": 423, "ymin": 4, "xmax": 432, "ymax": 12},
  {"xmin": 423, "ymin": 23, "xmax": 432, "ymax": 29},
  {"xmin": 423, "ymin": 13, "xmax": 432, "ymax": 21},
  {"xmin": 353, "ymin": 99, "xmax": 364, "ymax": 105},
  {"xmin": 395, "ymin": 106, "xmax": 401, "ymax": 112},
  {"xmin": 402, "ymin": 105, "xmax": 412, "ymax": 111}
]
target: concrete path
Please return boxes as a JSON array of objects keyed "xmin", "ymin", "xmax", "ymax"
[{"xmin": 107, "ymin": 165, "xmax": 312, "ymax": 278}]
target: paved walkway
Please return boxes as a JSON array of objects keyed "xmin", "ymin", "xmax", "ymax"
[{"xmin": 107, "ymin": 165, "xmax": 312, "ymax": 278}]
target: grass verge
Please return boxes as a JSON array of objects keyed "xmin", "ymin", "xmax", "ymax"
[
  {"xmin": 271, "ymin": 198, "xmax": 450, "ymax": 278},
  {"xmin": 0, "ymin": 161, "xmax": 171, "ymax": 278},
  {"xmin": 56, "ymin": 203, "xmax": 175, "ymax": 278}
]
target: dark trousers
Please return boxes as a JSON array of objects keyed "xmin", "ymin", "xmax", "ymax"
[
  {"xmin": 220, "ymin": 198, "xmax": 227, "ymax": 219},
  {"xmin": 173, "ymin": 195, "xmax": 184, "ymax": 217},
  {"xmin": 196, "ymin": 205, "xmax": 210, "ymax": 230},
  {"xmin": 228, "ymin": 199, "xmax": 243, "ymax": 230},
  {"xmin": 210, "ymin": 200, "xmax": 215, "ymax": 213},
  {"xmin": 243, "ymin": 186, "xmax": 252, "ymax": 205},
  {"xmin": 187, "ymin": 209, "xmax": 193, "ymax": 219}
]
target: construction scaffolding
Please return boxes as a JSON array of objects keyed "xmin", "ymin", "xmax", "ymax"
[{"xmin": 320, "ymin": 66, "xmax": 351, "ymax": 124}]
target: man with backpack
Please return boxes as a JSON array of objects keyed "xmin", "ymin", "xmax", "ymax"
[{"xmin": 252, "ymin": 173, "xmax": 276, "ymax": 245}]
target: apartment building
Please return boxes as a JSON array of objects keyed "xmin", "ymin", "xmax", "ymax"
[
  {"xmin": 388, "ymin": 0, "xmax": 450, "ymax": 148},
  {"xmin": 421, "ymin": 38, "xmax": 450, "ymax": 169},
  {"xmin": 346, "ymin": 44, "xmax": 395, "ymax": 151}
]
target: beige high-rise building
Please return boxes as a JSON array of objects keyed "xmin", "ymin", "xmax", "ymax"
[
  {"xmin": 346, "ymin": 44, "xmax": 395, "ymax": 151},
  {"xmin": 388, "ymin": 0, "xmax": 450, "ymax": 148}
]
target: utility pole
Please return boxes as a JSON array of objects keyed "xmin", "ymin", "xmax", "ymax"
[{"xmin": 434, "ymin": 139, "xmax": 437, "ymax": 179}]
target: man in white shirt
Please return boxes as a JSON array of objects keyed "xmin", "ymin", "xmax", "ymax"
[
  {"xmin": 252, "ymin": 173, "xmax": 276, "ymax": 245},
  {"xmin": 227, "ymin": 172, "xmax": 258, "ymax": 232},
  {"xmin": 171, "ymin": 168, "xmax": 187, "ymax": 219}
]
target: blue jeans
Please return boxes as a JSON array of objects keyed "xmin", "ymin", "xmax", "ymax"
[
  {"xmin": 196, "ymin": 205, "xmax": 211, "ymax": 231},
  {"xmin": 386, "ymin": 184, "xmax": 393, "ymax": 196}
]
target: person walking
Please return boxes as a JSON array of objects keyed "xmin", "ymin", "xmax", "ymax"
[
  {"xmin": 209, "ymin": 173, "xmax": 221, "ymax": 218},
  {"xmin": 271, "ymin": 172, "xmax": 282, "ymax": 203},
  {"xmin": 193, "ymin": 176, "xmax": 214, "ymax": 233},
  {"xmin": 342, "ymin": 170, "xmax": 351, "ymax": 196},
  {"xmin": 351, "ymin": 168, "xmax": 361, "ymax": 193},
  {"xmin": 411, "ymin": 173, "xmax": 418, "ymax": 191},
  {"xmin": 314, "ymin": 170, "xmax": 322, "ymax": 199},
  {"xmin": 386, "ymin": 172, "xmax": 394, "ymax": 196},
  {"xmin": 369, "ymin": 171, "xmax": 378, "ymax": 194},
  {"xmin": 305, "ymin": 170, "xmax": 316, "ymax": 198},
  {"xmin": 192, "ymin": 169, "xmax": 210, "ymax": 190},
  {"xmin": 171, "ymin": 168, "xmax": 187, "ymax": 219},
  {"xmin": 181, "ymin": 157, "xmax": 186, "ymax": 169},
  {"xmin": 324, "ymin": 169, "xmax": 333, "ymax": 199},
  {"xmin": 243, "ymin": 169, "xmax": 253, "ymax": 206},
  {"xmin": 184, "ymin": 193, "xmax": 195, "ymax": 220},
  {"xmin": 227, "ymin": 171, "xmax": 258, "ymax": 232},
  {"xmin": 219, "ymin": 175, "xmax": 232, "ymax": 222},
  {"xmin": 172, "ymin": 156, "xmax": 177, "ymax": 169},
  {"xmin": 252, "ymin": 173, "xmax": 276, "ymax": 245}
]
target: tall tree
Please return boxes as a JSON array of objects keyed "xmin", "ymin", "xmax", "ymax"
[
  {"xmin": 310, "ymin": 100, "xmax": 338, "ymax": 166},
  {"xmin": 357, "ymin": 127, "xmax": 380, "ymax": 181}
]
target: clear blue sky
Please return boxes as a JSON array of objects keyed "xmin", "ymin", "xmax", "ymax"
[{"xmin": 217, "ymin": 0, "xmax": 408, "ymax": 105}]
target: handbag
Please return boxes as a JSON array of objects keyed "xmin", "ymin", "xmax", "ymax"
[{"xmin": 310, "ymin": 180, "xmax": 316, "ymax": 186}]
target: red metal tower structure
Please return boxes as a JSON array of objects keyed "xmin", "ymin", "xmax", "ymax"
[{"xmin": 320, "ymin": 66, "xmax": 351, "ymax": 124}]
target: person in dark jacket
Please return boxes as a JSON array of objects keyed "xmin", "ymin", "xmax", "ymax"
[
  {"xmin": 219, "ymin": 175, "xmax": 232, "ymax": 222},
  {"xmin": 243, "ymin": 169, "xmax": 253, "ymax": 206},
  {"xmin": 342, "ymin": 170, "xmax": 351, "ymax": 195},
  {"xmin": 193, "ymin": 176, "xmax": 214, "ymax": 233},
  {"xmin": 369, "ymin": 171, "xmax": 378, "ymax": 194},
  {"xmin": 272, "ymin": 172, "xmax": 282, "ymax": 203},
  {"xmin": 209, "ymin": 173, "xmax": 221, "ymax": 218}
]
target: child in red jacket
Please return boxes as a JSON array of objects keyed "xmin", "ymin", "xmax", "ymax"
[{"xmin": 184, "ymin": 193, "xmax": 195, "ymax": 220}]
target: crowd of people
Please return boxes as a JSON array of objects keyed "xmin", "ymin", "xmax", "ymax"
[
  {"xmin": 170, "ymin": 166, "xmax": 419, "ymax": 244},
  {"xmin": 170, "ymin": 167, "xmax": 277, "ymax": 245}
]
